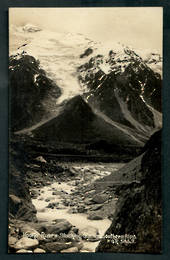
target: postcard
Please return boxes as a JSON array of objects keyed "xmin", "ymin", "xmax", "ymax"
[{"xmin": 8, "ymin": 7, "xmax": 162, "ymax": 254}]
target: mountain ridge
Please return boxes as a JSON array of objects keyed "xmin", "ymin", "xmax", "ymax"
[
  {"xmin": 31, "ymin": 95, "xmax": 143, "ymax": 147},
  {"xmin": 9, "ymin": 26, "xmax": 162, "ymax": 152}
]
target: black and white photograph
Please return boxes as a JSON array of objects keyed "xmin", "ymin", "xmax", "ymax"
[{"xmin": 8, "ymin": 7, "xmax": 162, "ymax": 253}]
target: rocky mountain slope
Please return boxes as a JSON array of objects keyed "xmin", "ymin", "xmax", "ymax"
[
  {"xmin": 31, "ymin": 95, "xmax": 143, "ymax": 147},
  {"xmin": 96, "ymin": 129, "xmax": 161, "ymax": 253},
  {"xmin": 78, "ymin": 46, "xmax": 162, "ymax": 136},
  {"xmin": 9, "ymin": 54, "xmax": 61, "ymax": 131},
  {"xmin": 9, "ymin": 24, "xmax": 162, "ymax": 147}
]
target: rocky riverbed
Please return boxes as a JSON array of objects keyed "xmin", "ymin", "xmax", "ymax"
[
  {"xmin": 8, "ymin": 161, "xmax": 124, "ymax": 253},
  {"xmin": 8, "ymin": 130, "xmax": 161, "ymax": 253}
]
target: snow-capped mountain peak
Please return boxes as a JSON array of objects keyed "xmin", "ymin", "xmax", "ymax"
[{"xmin": 9, "ymin": 24, "xmax": 162, "ymax": 111}]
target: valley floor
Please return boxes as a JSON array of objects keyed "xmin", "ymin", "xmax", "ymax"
[{"xmin": 9, "ymin": 161, "xmax": 126, "ymax": 253}]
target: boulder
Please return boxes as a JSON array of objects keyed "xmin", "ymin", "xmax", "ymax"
[
  {"xmin": 52, "ymin": 191, "xmax": 60, "ymax": 195},
  {"xmin": 67, "ymin": 208, "xmax": 78, "ymax": 214},
  {"xmin": 79, "ymin": 226, "xmax": 100, "ymax": 242},
  {"xmin": 87, "ymin": 213, "xmax": 104, "ymax": 220},
  {"xmin": 46, "ymin": 202, "xmax": 59, "ymax": 209},
  {"xmin": 16, "ymin": 249, "xmax": 33, "ymax": 253},
  {"xmin": 77, "ymin": 205, "xmax": 87, "ymax": 213},
  {"xmin": 80, "ymin": 249, "xmax": 91, "ymax": 252},
  {"xmin": 34, "ymin": 248, "xmax": 46, "ymax": 253},
  {"xmin": 67, "ymin": 231, "xmax": 82, "ymax": 242},
  {"xmin": 72, "ymin": 241, "xmax": 84, "ymax": 250},
  {"xmin": 8, "ymin": 236, "xmax": 17, "ymax": 248},
  {"xmin": 80, "ymin": 246, "xmax": 93, "ymax": 252},
  {"xmin": 70, "ymin": 226, "xmax": 79, "ymax": 234},
  {"xmin": 92, "ymin": 194, "xmax": 108, "ymax": 204},
  {"xmin": 89, "ymin": 204, "xmax": 103, "ymax": 211},
  {"xmin": 60, "ymin": 247, "xmax": 78, "ymax": 253},
  {"xmin": 30, "ymin": 190, "xmax": 40, "ymax": 198},
  {"xmin": 84, "ymin": 198, "xmax": 94, "ymax": 205},
  {"xmin": 14, "ymin": 237, "xmax": 39, "ymax": 250},
  {"xmin": 19, "ymin": 224, "xmax": 42, "ymax": 240},
  {"xmin": 56, "ymin": 205, "xmax": 66, "ymax": 210},
  {"xmin": 43, "ymin": 241, "xmax": 72, "ymax": 252},
  {"xmin": 33, "ymin": 219, "xmax": 72, "ymax": 234}
]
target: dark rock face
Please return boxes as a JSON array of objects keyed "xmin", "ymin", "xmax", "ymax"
[
  {"xmin": 9, "ymin": 54, "xmax": 61, "ymax": 131},
  {"xmin": 78, "ymin": 47, "xmax": 162, "ymax": 132},
  {"xmin": 9, "ymin": 145, "xmax": 37, "ymax": 222},
  {"xmin": 141, "ymin": 130, "xmax": 161, "ymax": 201},
  {"xmin": 80, "ymin": 48, "xmax": 93, "ymax": 58},
  {"xmin": 9, "ymin": 195, "xmax": 22, "ymax": 215},
  {"xmin": 97, "ymin": 130, "xmax": 161, "ymax": 253}
]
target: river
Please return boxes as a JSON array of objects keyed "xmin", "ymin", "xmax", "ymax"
[{"xmin": 32, "ymin": 162, "xmax": 124, "ymax": 252}]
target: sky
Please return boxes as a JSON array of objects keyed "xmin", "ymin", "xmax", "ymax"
[{"xmin": 9, "ymin": 7, "xmax": 163, "ymax": 53}]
